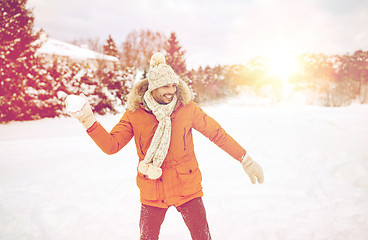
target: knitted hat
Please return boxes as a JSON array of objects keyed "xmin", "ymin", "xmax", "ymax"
[{"xmin": 147, "ymin": 52, "xmax": 179, "ymax": 92}]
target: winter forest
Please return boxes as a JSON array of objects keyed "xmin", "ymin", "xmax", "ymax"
[
  {"xmin": 1, "ymin": 0, "xmax": 368, "ymax": 122},
  {"xmin": 1, "ymin": 1, "xmax": 368, "ymax": 240}
]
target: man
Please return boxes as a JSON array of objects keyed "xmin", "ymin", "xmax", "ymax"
[{"xmin": 68, "ymin": 53, "xmax": 264, "ymax": 240}]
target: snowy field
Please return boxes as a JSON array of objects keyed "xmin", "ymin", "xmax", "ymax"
[{"xmin": 1, "ymin": 97, "xmax": 368, "ymax": 240}]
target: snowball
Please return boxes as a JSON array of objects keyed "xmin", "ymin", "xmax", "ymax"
[{"xmin": 65, "ymin": 95, "xmax": 86, "ymax": 113}]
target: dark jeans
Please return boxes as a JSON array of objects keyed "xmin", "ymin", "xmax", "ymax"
[{"xmin": 139, "ymin": 197, "xmax": 212, "ymax": 240}]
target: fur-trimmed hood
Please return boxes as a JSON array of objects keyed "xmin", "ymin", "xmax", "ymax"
[{"xmin": 126, "ymin": 78, "xmax": 192, "ymax": 112}]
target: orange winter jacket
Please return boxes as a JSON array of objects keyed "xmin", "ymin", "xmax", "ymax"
[{"xmin": 87, "ymin": 79, "xmax": 246, "ymax": 208}]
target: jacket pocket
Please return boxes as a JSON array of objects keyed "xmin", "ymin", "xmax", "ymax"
[
  {"xmin": 138, "ymin": 134, "xmax": 149, "ymax": 157},
  {"xmin": 176, "ymin": 161, "xmax": 202, "ymax": 197},
  {"xmin": 136, "ymin": 172, "xmax": 158, "ymax": 200}
]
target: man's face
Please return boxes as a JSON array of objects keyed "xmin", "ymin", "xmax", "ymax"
[{"xmin": 151, "ymin": 83, "xmax": 177, "ymax": 105}]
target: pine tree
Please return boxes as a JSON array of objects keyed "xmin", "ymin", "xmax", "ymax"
[
  {"xmin": 0, "ymin": 0, "xmax": 49, "ymax": 122},
  {"xmin": 164, "ymin": 32, "xmax": 187, "ymax": 76},
  {"xmin": 93, "ymin": 66, "xmax": 133, "ymax": 114},
  {"xmin": 103, "ymin": 35, "xmax": 119, "ymax": 58}
]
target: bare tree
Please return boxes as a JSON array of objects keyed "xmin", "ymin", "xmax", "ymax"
[
  {"xmin": 70, "ymin": 37, "xmax": 102, "ymax": 53},
  {"xmin": 121, "ymin": 29, "xmax": 166, "ymax": 74}
]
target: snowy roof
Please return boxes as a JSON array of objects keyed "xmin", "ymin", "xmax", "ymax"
[{"xmin": 37, "ymin": 38, "xmax": 119, "ymax": 62}]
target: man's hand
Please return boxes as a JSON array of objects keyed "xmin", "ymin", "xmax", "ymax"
[
  {"xmin": 241, "ymin": 153, "xmax": 264, "ymax": 184},
  {"xmin": 66, "ymin": 94, "xmax": 96, "ymax": 129}
]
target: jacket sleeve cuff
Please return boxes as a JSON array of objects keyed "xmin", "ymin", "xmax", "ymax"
[{"xmin": 86, "ymin": 121, "xmax": 99, "ymax": 133}]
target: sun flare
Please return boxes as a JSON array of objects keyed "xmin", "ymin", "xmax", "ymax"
[{"xmin": 266, "ymin": 51, "xmax": 298, "ymax": 82}]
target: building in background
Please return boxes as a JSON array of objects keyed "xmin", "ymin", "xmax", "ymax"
[{"xmin": 37, "ymin": 31, "xmax": 119, "ymax": 70}]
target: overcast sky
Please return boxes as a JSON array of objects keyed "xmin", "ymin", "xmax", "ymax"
[{"xmin": 27, "ymin": 0, "xmax": 368, "ymax": 67}]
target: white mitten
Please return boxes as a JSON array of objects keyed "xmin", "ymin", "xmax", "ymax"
[
  {"xmin": 66, "ymin": 94, "xmax": 96, "ymax": 129},
  {"xmin": 241, "ymin": 153, "xmax": 264, "ymax": 184}
]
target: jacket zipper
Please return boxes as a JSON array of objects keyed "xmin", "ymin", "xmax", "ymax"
[{"xmin": 183, "ymin": 128, "xmax": 186, "ymax": 151}]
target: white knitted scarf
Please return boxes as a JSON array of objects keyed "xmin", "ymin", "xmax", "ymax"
[{"xmin": 137, "ymin": 91, "xmax": 178, "ymax": 179}]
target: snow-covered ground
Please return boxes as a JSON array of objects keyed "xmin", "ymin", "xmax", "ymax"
[{"xmin": 1, "ymin": 98, "xmax": 368, "ymax": 240}]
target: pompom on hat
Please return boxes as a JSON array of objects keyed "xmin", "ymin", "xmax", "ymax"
[{"xmin": 148, "ymin": 52, "xmax": 179, "ymax": 92}]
